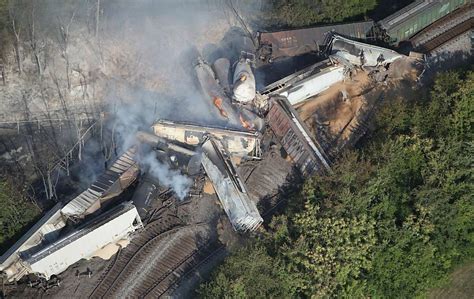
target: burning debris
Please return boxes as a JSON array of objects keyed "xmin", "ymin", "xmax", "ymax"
[
  {"xmin": 0, "ymin": 27, "xmax": 424, "ymax": 285},
  {"xmin": 5, "ymin": 1, "xmax": 472, "ymax": 297},
  {"xmin": 195, "ymin": 55, "xmax": 264, "ymax": 131},
  {"xmin": 195, "ymin": 57, "xmax": 240, "ymax": 125}
]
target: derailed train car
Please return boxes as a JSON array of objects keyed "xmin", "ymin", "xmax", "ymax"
[
  {"xmin": 0, "ymin": 149, "xmax": 142, "ymax": 282},
  {"xmin": 201, "ymin": 138, "xmax": 263, "ymax": 232},
  {"xmin": 266, "ymin": 96, "xmax": 332, "ymax": 176},
  {"xmin": 257, "ymin": 21, "xmax": 374, "ymax": 62},
  {"xmin": 25, "ymin": 203, "xmax": 142, "ymax": 280},
  {"xmin": 256, "ymin": 0, "xmax": 469, "ymax": 62},
  {"xmin": 260, "ymin": 59, "xmax": 346, "ymax": 106},
  {"xmin": 152, "ymin": 119, "xmax": 261, "ymax": 157},
  {"xmin": 328, "ymin": 34, "xmax": 404, "ymax": 67},
  {"xmin": 0, "ymin": 201, "xmax": 142, "ymax": 282},
  {"xmin": 61, "ymin": 147, "xmax": 139, "ymax": 218}
]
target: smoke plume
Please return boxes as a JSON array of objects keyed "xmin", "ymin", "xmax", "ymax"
[
  {"xmin": 139, "ymin": 151, "xmax": 192, "ymax": 200},
  {"xmin": 16, "ymin": 0, "xmax": 261, "ymax": 198},
  {"xmin": 98, "ymin": 1, "xmax": 248, "ymax": 198}
]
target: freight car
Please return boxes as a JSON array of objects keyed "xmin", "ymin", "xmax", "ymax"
[
  {"xmin": 256, "ymin": 21, "xmax": 374, "ymax": 62},
  {"xmin": 255, "ymin": 0, "xmax": 469, "ymax": 62},
  {"xmin": 408, "ymin": 3, "xmax": 473, "ymax": 52},
  {"xmin": 201, "ymin": 138, "xmax": 263, "ymax": 232},
  {"xmin": 266, "ymin": 96, "xmax": 331, "ymax": 176},
  {"xmin": 379, "ymin": 0, "xmax": 468, "ymax": 45},
  {"xmin": 152, "ymin": 119, "xmax": 260, "ymax": 157}
]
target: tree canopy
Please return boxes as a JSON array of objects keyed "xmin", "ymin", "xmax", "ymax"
[
  {"xmin": 256, "ymin": 0, "xmax": 377, "ymax": 29},
  {"xmin": 199, "ymin": 71, "xmax": 474, "ymax": 298},
  {"xmin": 0, "ymin": 180, "xmax": 40, "ymax": 253}
]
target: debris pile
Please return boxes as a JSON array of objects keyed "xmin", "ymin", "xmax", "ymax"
[{"xmin": 0, "ymin": 30, "xmax": 423, "ymax": 284}]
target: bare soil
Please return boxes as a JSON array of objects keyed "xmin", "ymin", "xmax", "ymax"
[
  {"xmin": 297, "ymin": 71, "xmax": 373, "ymax": 140},
  {"xmin": 296, "ymin": 57, "xmax": 423, "ymax": 145},
  {"xmin": 429, "ymin": 262, "xmax": 474, "ymax": 299},
  {"xmin": 203, "ymin": 179, "xmax": 216, "ymax": 194}
]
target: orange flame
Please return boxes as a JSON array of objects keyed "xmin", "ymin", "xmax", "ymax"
[
  {"xmin": 239, "ymin": 114, "xmax": 254, "ymax": 130},
  {"xmin": 213, "ymin": 97, "xmax": 229, "ymax": 119}
]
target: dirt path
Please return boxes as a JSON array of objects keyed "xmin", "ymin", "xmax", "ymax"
[{"xmin": 428, "ymin": 262, "xmax": 474, "ymax": 299}]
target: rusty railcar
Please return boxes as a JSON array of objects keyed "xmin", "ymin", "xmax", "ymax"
[
  {"xmin": 266, "ymin": 97, "xmax": 331, "ymax": 176},
  {"xmin": 257, "ymin": 21, "xmax": 374, "ymax": 62}
]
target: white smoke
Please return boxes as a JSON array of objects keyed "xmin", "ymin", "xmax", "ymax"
[
  {"xmin": 95, "ymin": 1, "xmax": 249, "ymax": 199},
  {"xmin": 20, "ymin": 0, "xmax": 261, "ymax": 195},
  {"xmin": 139, "ymin": 151, "xmax": 192, "ymax": 200}
]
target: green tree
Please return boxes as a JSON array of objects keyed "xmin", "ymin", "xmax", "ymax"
[
  {"xmin": 199, "ymin": 71, "xmax": 474, "ymax": 298},
  {"xmin": 285, "ymin": 204, "xmax": 376, "ymax": 297},
  {"xmin": 0, "ymin": 180, "xmax": 40, "ymax": 253},
  {"xmin": 198, "ymin": 245, "xmax": 296, "ymax": 298},
  {"xmin": 450, "ymin": 72, "xmax": 474, "ymax": 140},
  {"xmin": 257, "ymin": 0, "xmax": 377, "ymax": 28}
]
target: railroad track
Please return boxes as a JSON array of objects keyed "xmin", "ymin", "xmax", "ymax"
[
  {"xmin": 102, "ymin": 227, "xmax": 194, "ymax": 297},
  {"xmin": 418, "ymin": 18, "xmax": 473, "ymax": 53},
  {"xmin": 410, "ymin": 4, "xmax": 473, "ymax": 48},
  {"xmin": 89, "ymin": 213, "xmax": 183, "ymax": 298},
  {"xmin": 141, "ymin": 241, "xmax": 225, "ymax": 298},
  {"xmin": 162, "ymin": 244, "xmax": 227, "ymax": 297},
  {"xmin": 89, "ymin": 215, "xmax": 209, "ymax": 298}
]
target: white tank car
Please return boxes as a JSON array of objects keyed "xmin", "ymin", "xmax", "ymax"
[{"xmin": 232, "ymin": 58, "xmax": 256, "ymax": 103}]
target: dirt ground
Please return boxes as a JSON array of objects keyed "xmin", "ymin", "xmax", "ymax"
[
  {"xmin": 429, "ymin": 262, "xmax": 474, "ymax": 299},
  {"xmin": 3, "ymin": 256, "xmax": 111, "ymax": 298},
  {"xmin": 296, "ymin": 57, "xmax": 423, "ymax": 146},
  {"xmin": 297, "ymin": 71, "xmax": 374, "ymax": 140},
  {"xmin": 203, "ymin": 179, "xmax": 216, "ymax": 194}
]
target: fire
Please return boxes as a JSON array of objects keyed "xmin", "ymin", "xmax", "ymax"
[
  {"xmin": 213, "ymin": 97, "xmax": 229, "ymax": 119},
  {"xmin": 239, "ymin": 114, "xmax": 254, "ymax": 130}
]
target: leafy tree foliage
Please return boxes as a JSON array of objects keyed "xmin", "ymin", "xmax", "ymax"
[
  {"xmin": 0, "ymin": 180, "xmax": 40, "ymax": 253},
  {"xmin": 199, "ymin": 70, "xmax": 474, "ymax": 298},
  {"xmin": 286, "ymin": 210, "xmax": 376, "ymax": 297},
  {"xmin": 258, "ymin": 0, "xmax": 377, "ymax": 28},
  {"xmin": 198, "ymin": 245, "xmax": 296, "ymax": 298}
]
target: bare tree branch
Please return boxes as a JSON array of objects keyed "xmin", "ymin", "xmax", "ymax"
[
  {"xmin": 9, "ymin": 6, "xmax": 23, "ymax": 75},
  {"xmin": 58, "ymin": 10, "xmax": 77, "ymax": 90},
  {"xmin": 27, "ymin": 1, "xmax": 43, "ymax": 76}
]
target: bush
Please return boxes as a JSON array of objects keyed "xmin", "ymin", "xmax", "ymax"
[
  {"xmin": 257, "ymin": 0, "xmax": 377, "ymax": 29},
  {"xmin": 0, "ymin": 180, "xmax": 40, "ymax": 253},
  {"xmin": 199, "ymin": 71, "xmax": 474, "ymax": 298}
]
